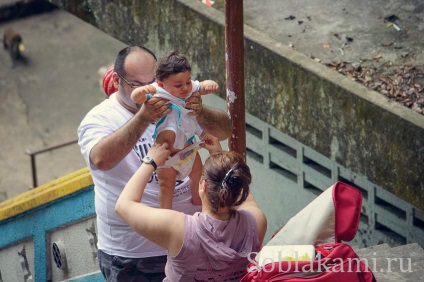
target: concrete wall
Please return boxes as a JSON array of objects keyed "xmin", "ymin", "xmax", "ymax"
[{"xmin": 46, "ymin": 0, "xmax": 424, "ymax": 210}]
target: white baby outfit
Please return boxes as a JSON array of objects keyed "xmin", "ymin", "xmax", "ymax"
[{"xmin": 152, "ymin": 81, "xmax": 204, "ymax": 179}]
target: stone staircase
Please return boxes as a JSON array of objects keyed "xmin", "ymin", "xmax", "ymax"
[{"xmin": 353, "ymin": 243, "xmax": 424, "ymax": 281}]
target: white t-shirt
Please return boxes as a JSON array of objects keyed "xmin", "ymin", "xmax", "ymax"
[{"xmin": 77, "ymin": 93, "xmax": 200, "ymax": 258}]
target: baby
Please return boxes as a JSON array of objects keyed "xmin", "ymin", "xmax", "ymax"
[{"xmin": 131, "ymin": 50, "xmax": 220, "ymax": 209}]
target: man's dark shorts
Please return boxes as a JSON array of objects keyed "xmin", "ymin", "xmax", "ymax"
[{"xmin": 98, "ymin": 249, "xmax": 167, "ymax": 282}]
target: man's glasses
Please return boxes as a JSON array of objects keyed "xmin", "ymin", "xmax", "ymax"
[{"xmin": 117, "ymin": 73, "xmax": 155, "ymax": 89}]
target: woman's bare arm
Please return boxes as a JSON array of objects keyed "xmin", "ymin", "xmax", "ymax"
[
  {"xmin": 237, "ymin": 193, "xmax": 268, "ymax": 244},
  {"xmin": 115, "ymin": 143, "xmax": 185, "ymax": 256}
]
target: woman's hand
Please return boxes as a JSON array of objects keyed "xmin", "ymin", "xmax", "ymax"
[
  {"xmin": 147, "ymin": 142, "xmax": 171, "ymax": 167},
  {"xmin": 200, "ymin": 134, "xmax": 223, "ymax": 154}
]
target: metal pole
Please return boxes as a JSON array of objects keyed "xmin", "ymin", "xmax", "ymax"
[
  {"xmin": 225, "ymin": 0, "xmax": 246, "ymax": 160},
  {"xmin": 30, "ymin": 154, "xmax": 37, "ymax": 188}
]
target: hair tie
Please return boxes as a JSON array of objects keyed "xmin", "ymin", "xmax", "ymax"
[{"xmin": 221, "ymin": 167, "xmax": 235, "ymax": 188}]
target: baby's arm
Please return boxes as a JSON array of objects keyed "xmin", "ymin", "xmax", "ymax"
[
  {"xmin": 131, "ymin": 84, "xmax": 157, "ymax": 104},
  {"xmin": 199, "ymin": 80, "xmax": 219, "ymax": 95}
]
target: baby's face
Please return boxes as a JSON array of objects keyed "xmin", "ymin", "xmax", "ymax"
[{"xmin": 160, "ymin": 70, "xmax": 192, "ymax": 99}]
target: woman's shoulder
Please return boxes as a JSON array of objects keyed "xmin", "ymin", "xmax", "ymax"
[
  {"xmin": 235, "ymin": 209, "xmax": 256, "ymax": 220},
  {"xmin": 170, "ymin": 213, "xmax": 201, "ymax": 259}
]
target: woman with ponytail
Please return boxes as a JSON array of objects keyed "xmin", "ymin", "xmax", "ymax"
[{"xmin": 115, "ymin": 135, "xmax": 267, "ymax": 281}]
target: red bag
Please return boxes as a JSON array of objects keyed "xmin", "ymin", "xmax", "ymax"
[
  {"xmin": 241, "ymin": 182, "xmax": 376, "ymax": 281},
  {"xmin": 242, "ymin": 243, "xmax": 376, "ymax": 281}
]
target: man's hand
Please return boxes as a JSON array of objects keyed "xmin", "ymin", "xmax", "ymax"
[
  {"xmin": 138, "ymin": 96, "xmax": 171, "ymax": 123},
  {"xmin": 185, "ymin": 91, "xmax": 203, "ymax": 117}
]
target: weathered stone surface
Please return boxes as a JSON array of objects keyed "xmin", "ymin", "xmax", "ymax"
[{"xmin": 357, "ymin": 243, "xmax": 424, "ymax": 281}]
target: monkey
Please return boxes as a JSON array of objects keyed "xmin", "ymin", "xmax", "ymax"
[{"xmin": 3, "ymin": 27, "xmax": 26, "ymax": 68}]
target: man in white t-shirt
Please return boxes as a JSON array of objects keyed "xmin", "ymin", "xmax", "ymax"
[{"xmin": 77, "ymin": 45, "xmax": 232, "ymax": 281}]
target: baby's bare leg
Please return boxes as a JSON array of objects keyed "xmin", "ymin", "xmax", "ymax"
[
  {"xmin": 157, "ymin": 167, "xmax": 178, "ymax": 209},
  {"xmin": 189, "ymin": 153, "xmax": 202, "ymax": 206}
]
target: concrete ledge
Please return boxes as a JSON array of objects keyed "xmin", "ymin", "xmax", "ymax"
[
  {"xmin": 46, "ymin": 0, "xmax": 424, "ymax": 209},
  {"xmin": 0, "ymin": 0, "xmax": 56, "ymax": 23},
  {"xmin": 0, "ymin": 167, "xmax": 93, "ymax": 221}
]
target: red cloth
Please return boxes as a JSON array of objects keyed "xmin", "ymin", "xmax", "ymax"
[{"xmin": 102, "ymin": 65, "xmax": 117, "ymax": 96}]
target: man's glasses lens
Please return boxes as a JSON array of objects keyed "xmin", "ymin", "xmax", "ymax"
[{"xmin": 118, "ymin": 73, "xmax": 154, "ymax": 88}]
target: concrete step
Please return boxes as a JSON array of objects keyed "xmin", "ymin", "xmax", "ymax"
[
  {"xmin": 355, "ymin": 243, "xmax": 424, "ymax": 281},
  {"xmin": 353, "ymin": 243, "xmax": 391, "ymax": 257}
]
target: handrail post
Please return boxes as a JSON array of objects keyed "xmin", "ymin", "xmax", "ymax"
[
  {"xmin": 30, "ymin": 153, "xmax": 37, "ymax": 188},
  {"xmin": 25, "ymin": 139, "xmax": 78, "ymax": 189}
]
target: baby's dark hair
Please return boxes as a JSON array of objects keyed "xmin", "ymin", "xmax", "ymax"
[
  {"xmin": 155, "ymin": 50, "xmax": 191, "ymax": 81},
  {"xmin": 202, "ymin": 151, "xmax": 251, "ymax": 214}
]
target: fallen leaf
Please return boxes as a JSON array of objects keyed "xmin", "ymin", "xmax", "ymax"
[
  {"xmin": 374, "ymin": 54, "xmax": 382, "ymax": 60},
  {"xmin": 384, "ymin": 15, "xmax": 399, "ymax": 22},
  {"xmin": 322, "ymin": 60, "xmax": 424, "ymax": 115}
]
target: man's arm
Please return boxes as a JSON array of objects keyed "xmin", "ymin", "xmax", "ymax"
[
  {"xmin": 89, "ymin": 110, "xmax": 150, "ymax": 171},
  {"xmin": 186, "ymin": 92, "xmax": 232, "ymax": 140},
  {"xmin": 90, "ymin": 95, "xmax": 170, "ymax": 171},
  {"xmin": 197, "ymin": 105, "xmax": 232, "ymax": 140}
]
